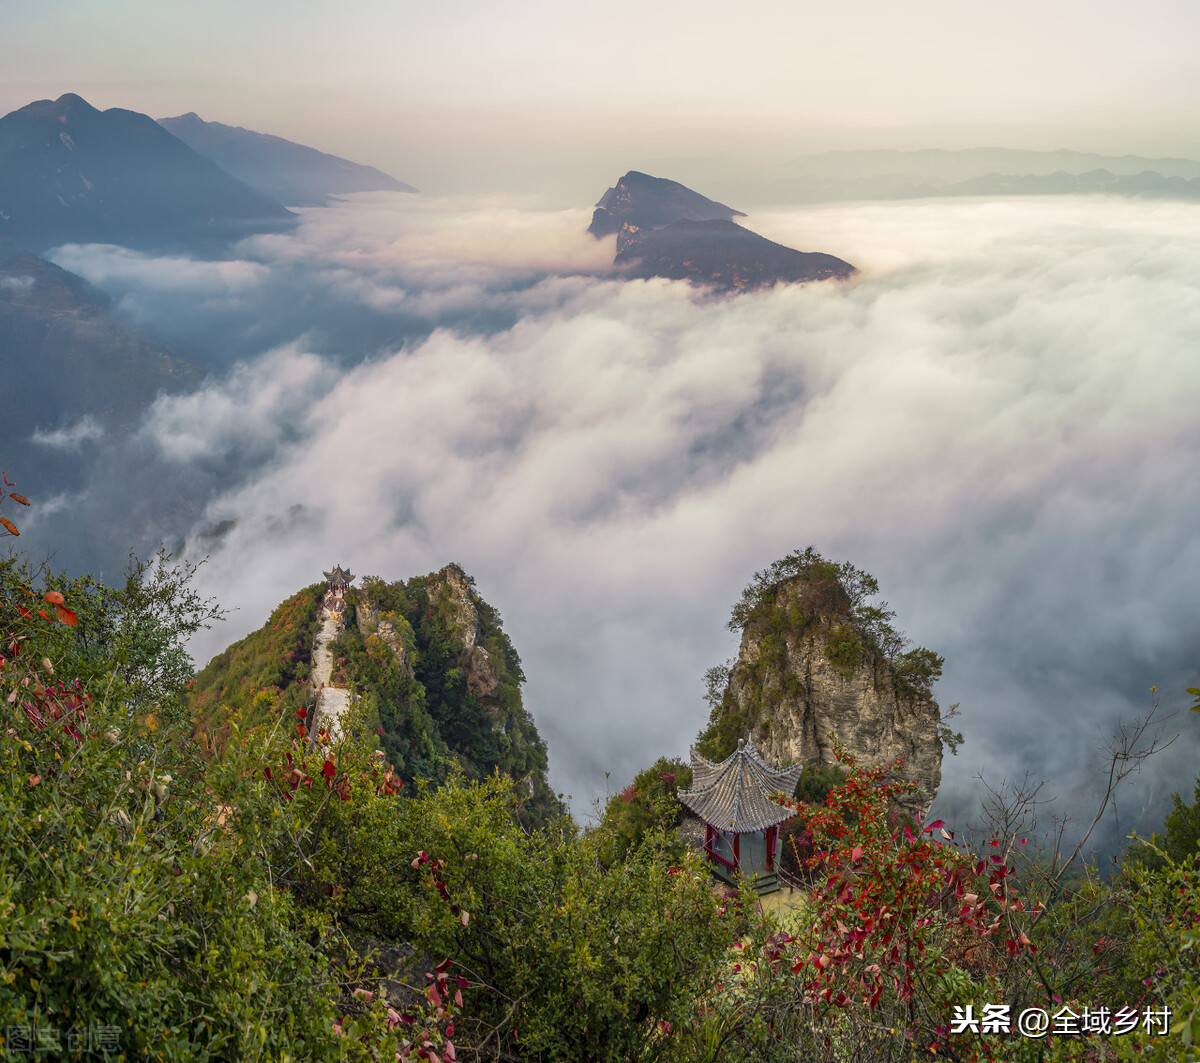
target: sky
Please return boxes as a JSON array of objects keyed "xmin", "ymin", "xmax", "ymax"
[
  {"xmin": 5, "ymin": 1, "xmax": 1200, "ymax": 198},
  {"xmin": 7, "ymin": 0, "xmax": 1200, "ymax": 848}
]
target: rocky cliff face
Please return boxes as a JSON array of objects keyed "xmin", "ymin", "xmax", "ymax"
[
  {"xmin": 423, "ymin": 564, "xmax": 501, "ymax": 700},
  {"xmin": 699, "ymin": 555, "xmax": 944, "ymax": 814},
  {"xmin": 355, "ymin": 595, "xmax": 416, "ymax": 678}
]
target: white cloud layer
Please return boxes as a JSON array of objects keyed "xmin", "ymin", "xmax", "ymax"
[{"xmin": 35, "ymin": 194, "xmax": 1200, "ymax": 848}]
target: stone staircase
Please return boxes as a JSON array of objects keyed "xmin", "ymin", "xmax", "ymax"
[
  {"xmin": 308, "ymin": 592, "xmax": 353, "ymax": 744},
  {"xmin": 709, "ymin": 863, "xmax": 781, "ymax": 896},
  {"xmin": 750, "ymin": 870, "xmax": 780, "ymax": 896}
]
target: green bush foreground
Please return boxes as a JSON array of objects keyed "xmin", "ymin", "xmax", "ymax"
[{"xmin": 1, "ymin": 548, "xmax": 1197, "ymax": 1062}]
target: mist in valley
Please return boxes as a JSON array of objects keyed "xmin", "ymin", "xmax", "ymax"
[{"xmin": 14, "ymin": 190, "xmax": 1198, "ymax": 859}]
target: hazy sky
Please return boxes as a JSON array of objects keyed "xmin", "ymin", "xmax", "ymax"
[{"xmin": 5, "ymin": 1, "xmax": 1200, "ymax": 196}]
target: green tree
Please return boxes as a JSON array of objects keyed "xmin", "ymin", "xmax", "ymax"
[
  {"xmin": 596, "ymin": 756, "xmax": 694, "ymax": 863},
  {"xmin": 399, "ymin": 774, "xmax": 742, "ymax": 1063},
  {"xmin": 0, "ymin": 557, "xmax": 407, "ymax": 1060}
]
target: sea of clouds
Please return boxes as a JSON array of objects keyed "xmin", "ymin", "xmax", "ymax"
[{"xmin": 35, "ymin": 191, "xmax": 1200, "ymax": 852}]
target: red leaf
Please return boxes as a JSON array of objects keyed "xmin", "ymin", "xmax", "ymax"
[
  {"xmin": 43, "ymin": 591, "xmax": 65, "ymax": 605},
  {"xmin": 9, "ymin": 493, "xmax": 30, "ymax": 506},
  {"xmin": 54, "ymin": 605, "xmax": 77, "ymax": 627},
  {"xmin": 322, "ymin": 759, "xmax": 336, "ymax": 779},
  {"xmin": 0, "ymin": 517, "xmax": 18, "ymax": 537}
]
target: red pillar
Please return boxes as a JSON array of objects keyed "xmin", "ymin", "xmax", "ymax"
[{"xmin": 733, "ymin": 832, "xmax": 740, "ymax": 871}]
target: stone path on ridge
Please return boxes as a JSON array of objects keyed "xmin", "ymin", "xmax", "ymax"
[{"xmin": 310, "ymin": 595, "xmax": 352, "ymax": 742}]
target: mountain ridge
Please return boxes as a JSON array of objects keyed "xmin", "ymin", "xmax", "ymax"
[
  {"xmin": 189, "ymin": 564, "xmax": 559, "ymax": 822},
  {"xmin": 158, "ymin": 112, "xmax": 417, "ymax": 206},
  {"xmin": 0, "ymin": 93, "xmax": 296, "ymax": 252}
]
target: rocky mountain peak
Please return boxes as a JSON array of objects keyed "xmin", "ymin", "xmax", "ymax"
[
  {"xmin": 587, "ymin": 170, "xmax": 855, "ymax": 290},
  {"xmin": 589, "ymin": 170, "xmax": 744, "ymax": 238},
  {"xmin": 426, "ymin": 563, "xmax": 480, "ymax": 648},
  {"xmin": 699, "ymin": 551, "xmax": 945, "ymax": 814}
]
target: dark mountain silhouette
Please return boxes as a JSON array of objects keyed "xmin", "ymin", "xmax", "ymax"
[
  {"xmin": 615, "ymin": 219, "xmax": 854, "ymax": 289},
  {"xmin": 157, "ymin": 113, "xmax": 417, "ymax": 206},
  {"xmin": 588, "ymin": 170, "xmax": 744, "ymax": 237},
  {"xmin": 589, "ymin": 171, "xmax": 854, "ymax": 290},
  {"xmin": 0, "ymin": 93, "xmax": 295, "ymax": 252}
]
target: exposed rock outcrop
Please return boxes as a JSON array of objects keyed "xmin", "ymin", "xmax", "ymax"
[
  {"xmin": 423, "ymin": 563, "xmax": 501, "ymax": 700},
  {"xmin": 356, "ymin": 596, "xmax": 415, "ymax": 679},
  {"xmin": 700, "ymin": 554, "xmax": 944, "ymax": 814}
]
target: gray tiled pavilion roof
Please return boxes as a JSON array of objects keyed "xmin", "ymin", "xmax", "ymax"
[
  {"xmin": 677, "ymin": 737, "xmax": 803, "ymax": 833},
  {"xmin": 323, "ymin": 565, "xmax": 355, "ymax": 585}
]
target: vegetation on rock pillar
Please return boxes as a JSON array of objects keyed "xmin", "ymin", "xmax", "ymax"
[{"xmin": 696, "ymin": 545, "xmax": 962, "ymax": 769}]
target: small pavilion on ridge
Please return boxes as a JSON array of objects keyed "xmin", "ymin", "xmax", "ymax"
[
  {"xmin": 677, "ymin": 737, "xmax": 803, "ymax": 881},
  {"xmin": 323, "ymin": 565, "xmax": 355, "ymax": 594}
]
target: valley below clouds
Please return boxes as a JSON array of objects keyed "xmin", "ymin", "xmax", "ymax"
[{"xmin": 33, "ymin": 191, "xmax": 1200, "ymax": 850}]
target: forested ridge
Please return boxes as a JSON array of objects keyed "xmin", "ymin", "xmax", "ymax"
[
  {"xmin": 189, "ymin": 565, "xmax": 557, "ymax": 822},
  {"xmin": 1, "ymin": 492, "xmax": 1197, "ymax": 1060}
]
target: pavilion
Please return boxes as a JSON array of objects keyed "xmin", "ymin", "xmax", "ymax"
[
  {"xmin": 677, "ymin": 737, "xmax": 803, "ymax": 887},
  {"xmin": 323, "ymin": 565, "xmax": 355, "ymax": 592}
]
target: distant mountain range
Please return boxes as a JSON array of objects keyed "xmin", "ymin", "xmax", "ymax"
[
  {"xmin": 0, "ymin": 92, "xmax": 419, "ymax": 492},
  {"xmin": 0, "ymin": 94, "xmax": 417, "ymax": 253},
  {"xmin": 0, "ymin": 94, "xmax": 296, "ymax": 253},
  {"xmin": 591, "ymin": 171, "xmax": 854, "ymax": 290},
  {"xmin": 700, "ymin": 147, "xmax": 1200, "ymax": 207},
  {"xmin": 157, "ymin": 113, "xmax": 417, "ymax": 206}
]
